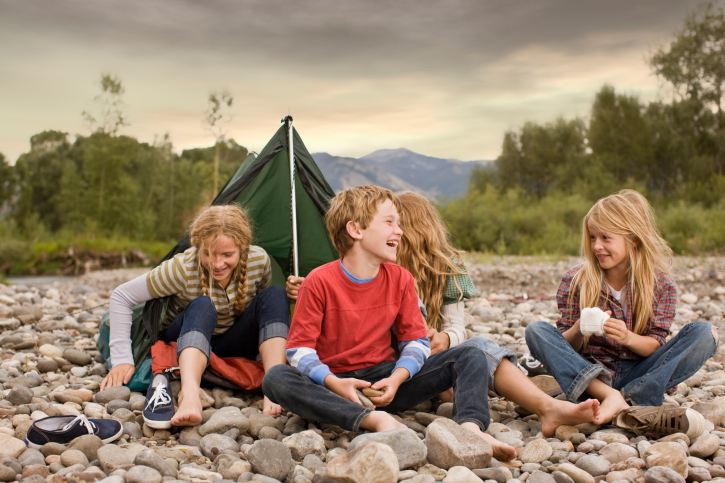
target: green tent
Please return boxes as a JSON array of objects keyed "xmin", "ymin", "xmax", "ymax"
[
  {"xmin": 164, "ymin": 117, "xmax": 338, "ymax": 287},
  {"xmin": 97, "ymin": 118, "xmax": 339, "ymax": 389}
]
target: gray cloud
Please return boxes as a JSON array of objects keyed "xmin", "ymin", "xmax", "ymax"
[{"xmin": 0, "ymin": 0, "xmax": 711, "ymax": 161}]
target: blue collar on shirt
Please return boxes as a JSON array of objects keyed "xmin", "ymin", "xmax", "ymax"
[{"xmin": 339, "ymin": 260, "xmax": 375, "ymax": 283}]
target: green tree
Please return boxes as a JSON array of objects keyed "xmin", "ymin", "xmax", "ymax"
[
  {"xmin": 495, "ymin": 117, "xmax": 587, "ymax": 198},
  {"xmin": 0, "ymin": 153, "xmax": 13, "ymax": 208},
  {"xmin": 588, "ymin": 86, "xmax": 655, "ymax": 187},
  {"xmin": 12, "ymin": 131, "xmax": 73, "ymax": 234},
  {"xmin": 650, "ymin": 2, "xmax": 725, "ymax": 175}
]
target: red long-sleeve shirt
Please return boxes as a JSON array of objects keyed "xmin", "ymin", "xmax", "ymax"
[{"xmin": 287, "ymin": 260, "xmax": 428, "ymax": 373}]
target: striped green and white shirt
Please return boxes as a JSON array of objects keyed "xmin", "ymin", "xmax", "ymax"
[{"xmin": 146, "ymin": 245, "xmax": 272, "ymax": 335}]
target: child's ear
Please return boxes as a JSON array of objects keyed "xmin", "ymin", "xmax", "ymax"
[
  {"xmin": 346, "ymin": 221, "xmax": 363, "ymax": 240},
  {"xmin": 631, "ymin": 236, "xmax": 641, "ymax": 247}
]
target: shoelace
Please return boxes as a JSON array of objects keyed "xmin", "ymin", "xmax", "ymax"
[
  {"xmin": 145, "ymin": 383, "xmax": 172, "ymax": 412},
  {"xmin": 63, "ymin": 415, "xmax": 97, "ymax": 434},
  {"xmin": 626, "ymin": 406, "xmax": 682, "ymax": 435}
]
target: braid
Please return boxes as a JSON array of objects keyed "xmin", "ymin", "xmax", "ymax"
[
  {"xmin": 198, "ymin": 254, "xmax": 210, "ymax": 296},
  {"xmin": 189, "ymin": 204, "xmax": 253, "ymax": 314},
  {"xmin": 234, "ymin": 247, "xmax": 249, "ymax": 316}
]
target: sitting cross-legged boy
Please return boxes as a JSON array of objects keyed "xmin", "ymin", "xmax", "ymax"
[{"xmin": 263, "ymin": 185, "xmax": 599, "ymax": 461}]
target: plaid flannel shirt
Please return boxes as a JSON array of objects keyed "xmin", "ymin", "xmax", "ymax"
[{"xmin": 556, "ymin": 265, "xmax": 676, "ymax": 374}]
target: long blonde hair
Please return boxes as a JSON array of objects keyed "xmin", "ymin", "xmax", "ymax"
[
  {"xmin": 571, "ymin": 189, "xmax": 673, "ymax": 338},
  {"xmin": 397, "ymin": 191, "xmax": 468, "ymax": 330},
  {"xmin": 189, "ymin": 204, "xmax": 252, "ymax": 316}
]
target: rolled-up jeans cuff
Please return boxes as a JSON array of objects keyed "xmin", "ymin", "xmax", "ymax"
[
  {"xmin": 352, "ymin": 407, "xmax": 374, "ymax": 433},
  {"xmin": 567, "ymin": 363, "xmax": 611, "ymax": 403},
  {"xmin": 177, "ymin": 330, "xmax": 212, "ymax": 365},
  {"xmin": 259, "ymin": 321, "xmax": 289, "ymax": 346},
  {"xmin": 487, "ymin": 347, "xmax": 518, "ymax": 395}
]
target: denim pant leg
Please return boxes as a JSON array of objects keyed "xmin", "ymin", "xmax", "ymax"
[
  {"xmin": 211, "ymin": 285, "xmax": 290, "ymax": 359},
  {"xmin": 383, "ymin": 344, "xmax": 492, "ymax": 430},
  {"xmin": 162, "ymin": 296, "xmax": 217, "ymax": 362},
  {"xmin": 262, "ymin": 365, "xmax": 375, "ymax": 432},
  {"xmin": 616, "ymin": 321, "xmax": 718, "ymax": 406},
  {"xmin": 525, "ymin": 321, "xmax": 611, "ymax": 403},
  {"xmin": 458, "ymin": 335, "xmax": 517, "ymax": 392}
]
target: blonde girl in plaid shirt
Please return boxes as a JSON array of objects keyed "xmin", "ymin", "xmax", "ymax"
[
  {"xmin": 392, "ymin": 191, "xmax": 602, "ymax": 432},
  {"xmin": 526, "ymin": 190, "xmax": 719, "ymax": 426}
]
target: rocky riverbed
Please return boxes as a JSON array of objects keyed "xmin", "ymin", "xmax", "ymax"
[{"xmin": 0, "ymin": 257, "xmax": 724, "ymax": 483}]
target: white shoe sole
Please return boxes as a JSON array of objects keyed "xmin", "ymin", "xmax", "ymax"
[
  {"xmin": 102, "ymin": 423, "xmax": 125, "ymax": 444},
  {"xmin": 143, "ymin": 416, "xmax": 173, "ymax": 429},
  {"xmin": 684, "ymin": 409, "xmax": 706, "ymax": 440}
]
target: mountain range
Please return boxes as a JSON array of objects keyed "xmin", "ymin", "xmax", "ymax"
[{"xmin": 311, "ymin": 148, "xmax": 491, "ymax": 200}]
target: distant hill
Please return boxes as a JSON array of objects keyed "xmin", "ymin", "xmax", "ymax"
[{"xmin": 311, "ymin": 148, "xmax": 491, "ymax": 200}]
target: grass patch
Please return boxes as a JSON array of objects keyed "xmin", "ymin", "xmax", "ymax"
[{"xmin": 0, "ymin": 236, "xmax": 175, "ymax": 275}]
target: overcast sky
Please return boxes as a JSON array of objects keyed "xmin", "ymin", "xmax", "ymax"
[{"xmin": 0, "ymin": 0, "xmax": 709, "ymax": 163}]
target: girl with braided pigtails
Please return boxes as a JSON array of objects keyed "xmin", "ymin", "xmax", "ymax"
[{"xmin": 102, "ymin": 205, "xmax": 290, "ymax": 428}]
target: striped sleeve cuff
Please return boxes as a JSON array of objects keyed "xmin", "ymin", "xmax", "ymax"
[
  {"xmin": 287, "ymin": 347, "xmax": 333, "ymax": 386},
  {"xmin": 394, "ymin": 337, "xmax": 431, "ymax": 381}
]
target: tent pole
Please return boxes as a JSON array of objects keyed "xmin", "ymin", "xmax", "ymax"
[{"xmin": 285, "ymin": 116, "xmax": 299, "ymax": 277}]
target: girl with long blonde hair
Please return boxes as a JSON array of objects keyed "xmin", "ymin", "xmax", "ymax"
[
  {"xmin": 102, "ymin": 204, "xmax": 289, "ymax": 428},
  {"xmin": 526, "ymin": 190, "xmax": 716, "ymax": 434},
  {"xmin": 395, "ymin": 191, "xmax": 474, "ymax": 352}
]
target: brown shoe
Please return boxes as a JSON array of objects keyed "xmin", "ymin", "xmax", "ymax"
[{"xmin": 614, "ymin": 405, "xmax": 706, "ymax": 439}]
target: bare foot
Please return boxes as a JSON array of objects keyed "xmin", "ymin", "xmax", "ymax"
[
  {"xmin": 171, "ymin": 388, "xmax": 203, "ymax": 426},
  {"xmin": 540, "ymin": 398, "xmax": 600, "ymax": 437},
  {"xmin": 439, "ymin": 388, "xmax": 454, "ymax": 403},
  {"xmin": 359, "ymin": 411, "xmax": 407, "ymax": 432},
  {"xmin": 263, "ymin": 395, "xmax": 284, "ymax": 417},
  {"xmin": 461, "ymin": 422, "xmax": 517, "ymax": 462},
  {"xmin": 593, "ymin": 391, "xmax": 629, "ymax": 425}
]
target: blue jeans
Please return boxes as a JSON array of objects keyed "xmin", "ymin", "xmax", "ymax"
[
  {"xmin": 162, "ymin": 285, "xmax": 290, "ymax": 362},
  {"xmin": 458, "ymin": 335, "xmax": 517, "ymax": 392},
  {"xmin": 525, "ymin": 320, "xmax": 718, "ymax": 406},
  {"xmin": 263, "ymin": 343, "xmax": 491, "ymax": 432}
]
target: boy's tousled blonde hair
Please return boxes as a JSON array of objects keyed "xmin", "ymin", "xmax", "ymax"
[
  {"xmin": 572, "ymin": 189, "xmax": 673, "ymax": 340},
  {"xmin": 397, "ymin": 191, "xmax": 467, "ymax": 331},
  {"xmin": 189, "ymin": 204, "xmax": 252, "ymax": 316},
  {"xmin": 325, "ymin": 185, "xmax": 401, "ymax": 255}
]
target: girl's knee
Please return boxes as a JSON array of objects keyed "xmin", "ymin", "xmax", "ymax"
[
  {"xmin": 189, "ymin": 295, "xmax": 216, "ymax": 313},
  {"xmin": 524, "ymin": 321, "xmax": 552, "ymax": 342},
  {"xmin": 185, "ymin": 296, "xmax": 218, "ymax": 328},
  {"xmin": 688, "ymin": 321, "xmax": 718, "ymax": 342}
]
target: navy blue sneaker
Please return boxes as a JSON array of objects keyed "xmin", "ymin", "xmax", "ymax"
[
  {"xmin": 143, "ymin": 372, "xmax": 174, "ymax": 429},
  {"xmin": 25, "ymin": 415, "xmax": 122, "ymax": 449},
  {"xmin": 518, "ymin": 354, "xmax": 549, "ymax": 377}
]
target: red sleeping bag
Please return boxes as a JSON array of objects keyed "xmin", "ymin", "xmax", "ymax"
[{"xmin": 150, "ymin": 340, "xmax": 265, "ymax": 391}]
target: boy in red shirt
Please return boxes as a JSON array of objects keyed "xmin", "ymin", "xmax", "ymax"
[{"xmin": 264, "ymin": 185, "xmax": 598, "ymax": 460}]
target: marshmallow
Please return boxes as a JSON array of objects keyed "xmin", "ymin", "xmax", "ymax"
[{"xmin": 580, "ymin": 307, "xmax": 609, "ymax": 337}]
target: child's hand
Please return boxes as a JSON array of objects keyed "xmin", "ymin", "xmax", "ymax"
[
  {"xmin": 603, "ymin": 317, "xmax": 631, "ymax": 345},
  {"xmin": 368, "ymin": 369, "xmax": 407, "ymax": 407},
  {"xmin": 427, "ymin": 327, "xmax": 450, "ymax": 355},
  {"xmin": 100, "ymin": 363, "xmax": 135, "ymax": 390},
  {"xmin": 324, "ymin": 375, "xmax": 371, "ymax": 405},
  {"xmin": 286, "ymin": 276, "xmax": 305, "ymax": 301}
]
